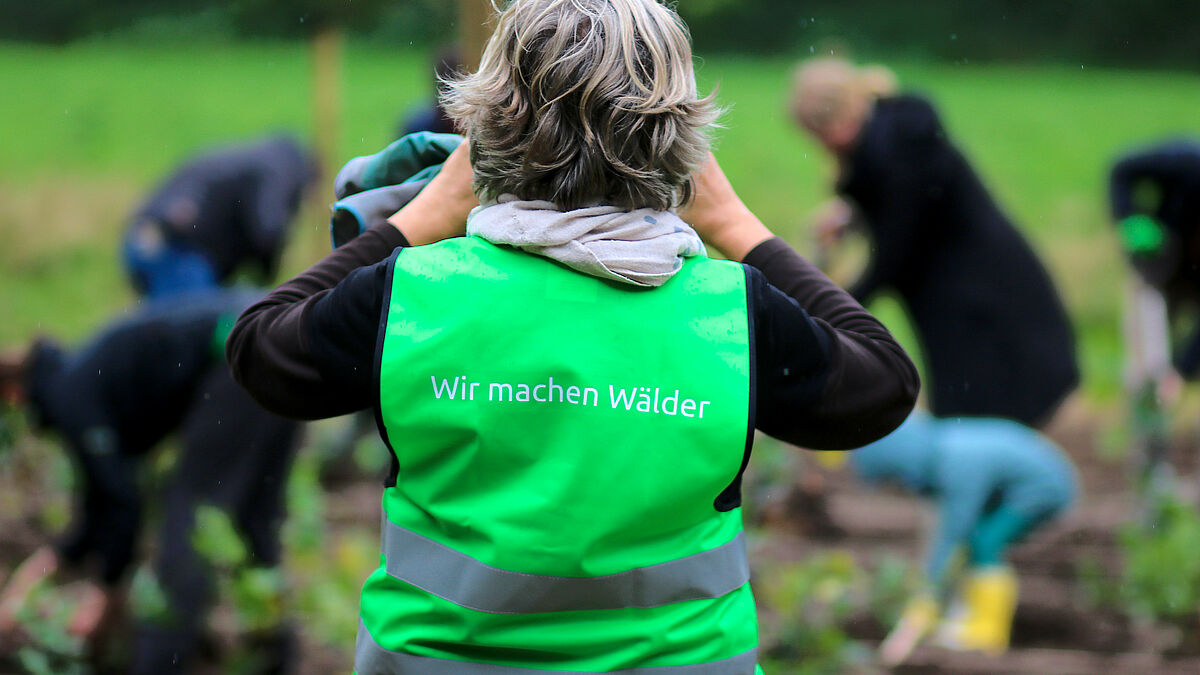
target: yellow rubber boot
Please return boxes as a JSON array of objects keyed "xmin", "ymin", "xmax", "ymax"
[{"xmin": 937, "ymin": 567, "xmax": 1017, "ymax": 655}]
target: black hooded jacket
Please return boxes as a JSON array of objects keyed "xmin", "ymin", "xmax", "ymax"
[
  {"xmin": 838, "ymin": 94, "xmax": 1078, "ymax": 426},
  {"xmin": 133, "ymin": 134, "xmax": 313, "ymax": 281}
]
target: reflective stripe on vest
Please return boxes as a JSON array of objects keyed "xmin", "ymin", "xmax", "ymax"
[
  {"xmin": 355, "ymin": 620, "xmax": 759, "ymax": 674},
  {"xmin": 382, "ymin": 520, "xmax": 750, "ymax": 614}
]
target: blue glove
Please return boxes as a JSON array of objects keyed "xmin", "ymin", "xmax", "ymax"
[
  {"xmin": 334, "ymin": 132, "xmax": 463, "ymax": 199},
  {"xmin": 330, "ymin": 132, "xmax": 464, "ymax": 249},
  {"xmin": 330, "ymin": 180, "xmax": 429, "ymax": 249}
]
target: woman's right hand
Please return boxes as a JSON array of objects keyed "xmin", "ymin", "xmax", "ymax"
[{"xmin": 680, "ymin": 153, "xmax": 773, "ymax": 261}]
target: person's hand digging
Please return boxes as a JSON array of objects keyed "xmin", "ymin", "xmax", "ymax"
[
  {"xmin": 879, "ymin": 591, "xmax": 939, "ymax": 666},
  {"xmin": 0, "ymin": 547, "xmax": 60, "ymax": 637}
]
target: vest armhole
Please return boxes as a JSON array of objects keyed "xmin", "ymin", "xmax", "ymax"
[
  {"xmin": 714, "ymin": 264, "xmax": 756, "ymax": 513},
  {"xmin": 376, "ymin": 247, "xmax": 404, "ymax": 487}
]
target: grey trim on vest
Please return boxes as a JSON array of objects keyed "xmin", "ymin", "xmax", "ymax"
[
  {"xmin": 355, "ymin": 620, "xmax": 758, "ymax": 674},
  {"xmin": 381, "ymin": 520, "xmax": 750, "ymax": 614}
]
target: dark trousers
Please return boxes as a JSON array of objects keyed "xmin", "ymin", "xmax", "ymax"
[{"xmin": 131, "ymin": 368, "xmax": 300, "ymax": 675}]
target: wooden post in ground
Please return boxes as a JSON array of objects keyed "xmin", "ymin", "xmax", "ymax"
[
  {"xmin": 311, "ymin": 23, "xmax": 342, "ymax": 176},
  {"xmin": 307, "ymin": 22, "xmax": 342, "ymax": 260},
  {"xmin": 459, "ymin": 0, "xmax": 496, "ymax": 71}
]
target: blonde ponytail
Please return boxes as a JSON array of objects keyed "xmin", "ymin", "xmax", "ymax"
[{"xmin": 791, "ymin": 58, "xmax": 897, "ymax": 132}]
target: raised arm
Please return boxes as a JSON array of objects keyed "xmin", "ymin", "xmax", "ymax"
[
  {"xmin": 681, "ymin": 154, "xmax": 919, "ymax": 449},
  {"xmin": 745, "ymin": 240, "xmax": 919, "ymax": 448},
  {"xmin": 227, "ymin": 144, "xmax": 478, "ymax": 419}
]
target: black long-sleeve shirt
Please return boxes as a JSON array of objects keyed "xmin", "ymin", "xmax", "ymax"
[
  {"xmin": 228, "ymin": 221, "xmax": 919, "ymax": 462},
  {"xmin": 838, "ymin": 94, "xmax": 1078, "ymax": 427},
  {"xmin": 1109, "ymin": 139, "xmax": 1200, "ymax": 377},
  {"xmin": 134, "ymin": 134, "xmax": 313, "ymax": 282}
]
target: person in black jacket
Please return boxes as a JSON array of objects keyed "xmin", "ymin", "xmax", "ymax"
[
  {"xmin": 395, "ymin": 46, "xmax": 462, "ymax": 139},
  {"xmin": 1110, "ymin": 139, "xmax": 1200, "ymax": 395},
  {"xmin": 790, "ymin": 58, "xmax": 1079, "ymax": 661},
  {"xmin": 0, "ymin": 291, "xmax": 300, "ymax": 674},
  {"xmin": 123, "ymin": 134, "xmax": 317, "ymax": 299}
]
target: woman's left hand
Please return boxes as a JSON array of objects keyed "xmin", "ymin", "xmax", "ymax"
[{"xmin": 388, "ymin": 142, "xmax": 480, "ymax": 246}]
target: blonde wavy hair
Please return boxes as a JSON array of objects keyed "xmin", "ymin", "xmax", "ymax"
[
  {"xmin": 442, "ymin": 0, "xmax": 718, "ymax": 211},
  {"xmin": 790, "ymin": 58, "xmax": 897, "ymax": 133}
]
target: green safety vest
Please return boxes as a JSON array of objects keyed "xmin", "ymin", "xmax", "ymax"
[{"xmin": 358, "ymin": 236, "xmax": 761, "ymax": 674}]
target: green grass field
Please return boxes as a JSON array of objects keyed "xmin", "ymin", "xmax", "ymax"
[{"xmin": 3, "ymin": 40, "xmax": 1200, "ymax": 404}]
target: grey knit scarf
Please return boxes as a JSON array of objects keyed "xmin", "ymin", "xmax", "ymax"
[{"xmin": 466, "ymin": 195, "xmax": 705, "ymax": 287}]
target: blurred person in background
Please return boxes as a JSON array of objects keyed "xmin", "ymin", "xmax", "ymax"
[
  {"xmin": 0, "ymin": 290, "xmax": 300, "ymax": 674},
  {"xmin": 1110, "ymin": 139, "xmax": 1200, "ymax": 434},
  {"xmin": 395, "ymin": 46, "xmax": 462, "ymax": 138},
  {"xmin": 790, "ymin": 57, "xmax": 1080, "ymax": 662},
  {"xmin": 228, "ymin": 0, "xmax": 918, "ymax": 671},
  {"xmin": 123, "ymin": 134, "xmax": 317, "ymax": 300},
  {"xmin": 841, "ymin": 414, "xmax": 1076, "ymax": 662}
]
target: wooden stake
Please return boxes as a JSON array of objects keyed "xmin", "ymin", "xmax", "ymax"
[
  {"xmin": 459, "ymin": 0, "xmax": 496, "ymax": 71},
  {"xmin": 309, "ymin": 23, "xmax": 342, "ymax": 259}
]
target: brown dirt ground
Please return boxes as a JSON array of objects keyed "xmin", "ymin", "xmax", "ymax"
[{"xmin": 3, "ymin": 398, "xmax": 1200, "ymax": 673}]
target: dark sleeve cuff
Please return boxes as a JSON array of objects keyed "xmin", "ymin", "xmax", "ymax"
[
  {"xmin": 743, "ymin": 236, "xmax": 795, "ymax": 275},
  {"xmin": 369, "ymin": 221, "xmax": 411, "ymax": 249}
]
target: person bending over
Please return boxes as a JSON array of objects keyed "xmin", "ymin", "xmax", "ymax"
[
  {"xmin": 0, "ymin": 291, "xmax": 300, "ymax": 674},
  {"xmin": 123, "ymin": 134, "xmax": 316, "ymax": 299},
  {"xmin": 229, "ymin": 2, "xmax": 918, "ymax": 672},
  {"xmin": 1110, "ymin": 139, "xmax": 1200, "ymax": 420},
  {"xmin": 841, "ymin": 414, "xmax": 1076, "ymax": 662},
  {"xmin": 1109, "ymin": 138, "xmax": 1200, "ymax": 495}
]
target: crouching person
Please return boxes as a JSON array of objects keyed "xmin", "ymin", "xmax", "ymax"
[
  {"xmin": 0, "ymin": 290, "xmax": 300, "ymax": 674},
  {"xmin": 853, "ymin": 413, "xmax": 1077, "ymax": 663}
]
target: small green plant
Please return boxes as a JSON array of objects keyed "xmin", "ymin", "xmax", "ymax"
[
  {"xmin": 283, "ymin": 449, "xmax": 377, "ymax": 652},
  {"xmin": 192, "ymin": 503, "xmax": 250, "ymax": 570},
  {"xmin": 1081, "ymin": 494, "xmax": 1200, "ymax": 627},
  {"xmin": 129, "ymin": 567, "xmax": 172, "ymax": 626},
  {"xmin": 15, "ymin": 647, "xmax": 88, "ymax": 675},
  {"xmin": 867, "ymin": 552, "xmax": 918, "ymax": 628},
  {"xmin": 1116, "ymin": 495, "xmax": 1200, "ymax": 623},
  {"xmin": 191, "ymin": 504, "xmax": 290, "ymax": 633},
  {"xmin": 11, "ymin": 579, "xmax": 87, "ymax": 675},
  {"xmin": 230, "ymin": 566, "xmax": 286, "ymax": 633},
  {"xmin": 188, "ymin": 502, "xmax": 293, "ymax": 672},
  {"xmin": 0, "ymin": 406, "xmax": 23, "ymax": 459},
  {"xmin": 756, "ymin": 551, "xmax": 872, "ymax": 674}
]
